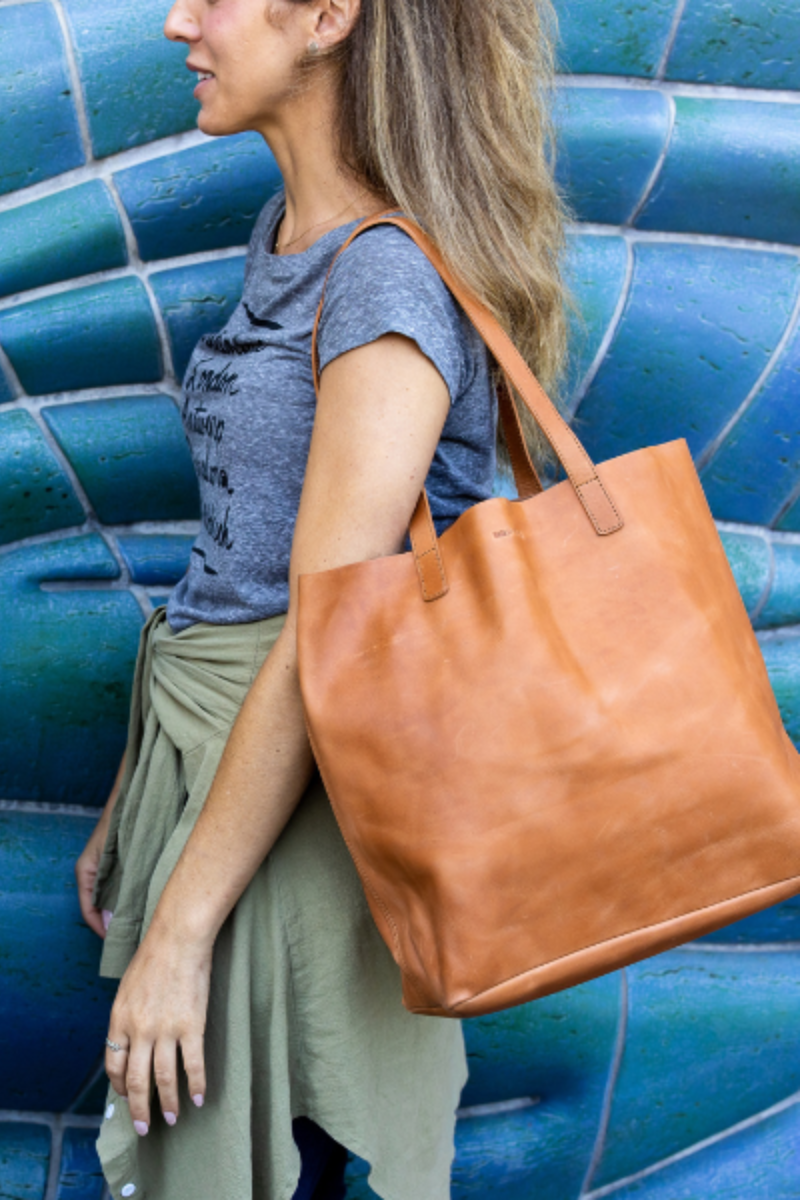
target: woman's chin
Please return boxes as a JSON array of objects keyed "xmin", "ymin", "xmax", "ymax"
[{"xmin": 196, "ymin": 107, "xmax": 253, "ymax": 139}]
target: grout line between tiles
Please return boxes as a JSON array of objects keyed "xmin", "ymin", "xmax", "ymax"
[
  {"xmin": 580, "ymin": 970, "xmax": 629, "ymax": 1196},
  {"xmin": 626, "ymin": 93, "xmax": 675, "ymax": 226},
  {"xmin": 50, "ymin": 0, "xmax": 94, "ymax": 165},
  {"xmin": 655, "ymin": 0, "xmax": 691, "ymax": 82},
  {"xmin": 568, "ymin": 240, "xmax": 634, "ymax": 419}
]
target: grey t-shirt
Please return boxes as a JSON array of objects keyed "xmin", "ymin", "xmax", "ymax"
[{"xmin": 166, "ymin": 191, "xmax": 497, "ymax": 631}]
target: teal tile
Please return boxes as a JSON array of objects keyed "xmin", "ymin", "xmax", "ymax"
[
  {"xmin": 605, "ymin": 1099, "xmax": 800, "ymax": 1199},
  {"xmin": 565, "ymin": 234, "xmax": 629, "ymax": 413},
  {"xmin": 637, "ymin": 98, "xmax": 800, "ymax": 246},
  {"xmin": 594, "ymin": 949, "xmax": 800, "ymax": 1186},
  {"xmin": 61, "ymin": 0, "xmax": 198, "ymax": 158},
  {"xmin": 43, "ymin": 396, "xmax": 199, "ymax": 524},
  {"xmin": 117, "ymin": 533, "xmax": 194, "ymax": 585},
  {"xmin": 0, "ymin": 536, "xmax": 141, "ymax": 805},
  {"xmin": 776, "ymin": 493, "xmax": 800, "ymax": 534},
  {"xmin": 761, "ymin": 635, "xmax": 800, "ymax": 747},
  {"xmin": 574, "ymin": 244, "xmax": 800, "ymax": 464},
  {"xmin": 0, "ymin": 1123, "xmax": 50, "ymax": 1200},
  {"xmin": 0, "ymin": 4, "xmax": 84, "ymax": 196},
  {"xmin": 555, "ymin": 88, "xmax": 670, "ymax": 226},
  {"xmin": 55, "ymin": 1128, "xmax": 104, "ymax": 1200},
  {"xmin": 701, "ymin": 322, "xmax": 800, "ymax": 528},
  {"xmin": 0, "ymin": 278, "xmax": 162, "ymax": 395},
  {"xmin": 718, "ymin": 530, "xmax": 771, "ymax": 616},
  {"xmin": 0, "ymin": 812, "xmax": 116, "ymax": 1111},
  {"xmin": 0, "ymin": 411, "xmax": 85, "ymax": 545},
  {"xmin": 665, "ymin": 0, "xmax": 800, "ymax": 90},
  {"xmin": 756, "ymin": 542, "xmax": 800, "ymax": 630},
  {"xmin": 556, "ymin": 0, "xmax": 679, "ymax": 77},
  {"xmin": 115, "ymin": 134, "xmax": 282, "ymax": 262},
  {"xmin": 150, "ymin": 257, "xmax": 246, "ymax": 378},
  {"xmin": 457, "ymin": 974, "xmax": 620, "ymax": 1199},
  {"xmin": 0, "ymin": 182, "xmax": 127, "ymax": 300},
  {"xmin": 0, "ymin": 364, "xmax": 13, "ymax": 404},
  {"xmin": 699, "ymin": 894, "xmax": 800, "ymax": 944}
]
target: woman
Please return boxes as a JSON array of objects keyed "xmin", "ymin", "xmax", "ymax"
[{"xmin": 75, "ymin": 0, "xmax": 571, "ymax": 1196}]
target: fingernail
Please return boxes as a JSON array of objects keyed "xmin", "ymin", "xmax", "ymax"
[
  {"xmin": 192, "ymin": 1094, "xmax": 204, "ymax": 1109},
  {"xmin": 133, "ymin": 1120, "xmax": 149, "ymax": 1137},
  {"xmin": 164, "ymin": 1111, "xmax": 177, "ymax": 1127}
]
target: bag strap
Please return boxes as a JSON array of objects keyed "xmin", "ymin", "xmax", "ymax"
[{"xmin": 311, "ymin": 213, "xmax": 623, "ymax": 601}]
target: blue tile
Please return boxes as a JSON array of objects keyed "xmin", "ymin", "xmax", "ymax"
[
  {"xmin": 55, "ymin": 1128, "xmax": 104, "ymax": 1200},
  {"xmin": 699, "ymin": 895, "xmax": 800, "ymax": 944},
  {"xmin": 564, "ymin": 235, "xmax": 629, "ymax": 414},
  {"xmin": 573, "ymin": 244, "xmax": 800, "ymax": 464},
  {"xmin": 665, "ymin": 0, "xmax": 800, "ymax": 90},
  {"xmin": 0, "ymin": 363, "xmax": 13, "ymax": 404},
  {"xmin": 701, "ymin": 322, "xmax": 800, "ymax": 527},
  {"xmin": 756, "ymin": 542, "xmax": 800, "ymax": 630},
  {"xmin": 117, "ymin": 533, "xmax": 195, "ymax": 586},
  {"xmin": 718, "ymin": 530, "xmax": 771, "ymax": 616},
  {"xmin": 0, "ymin": 279, "xmax": 162, "ymax": 395},
  {"xmin": 457, "ymin": 974, "xmax": 619, "ymax": 1199},
  {"xmin": 43, "ymin": 396, "xmax": 199, "ymax": 524},
  {"xmin": 150, "ymin": 257, "xmax": 246, "ymax": 379},
  {"xmin": 115, "ymin": 134, "xmax": 282, "ymax": 262},
  {"xmin": 594, "ymin": 949, "xmax": 800, "ymax": 1187},
  {"xmin": 60, "ymin": 0, "xmax": 199, "ymax": 158},
  {"xmin": 0, "ymin": 536, "xmax": 141, "ymax": 806},
  {"xmin": 0, "ymin": 1123, "xmax": 50, "ymax": 1200},
  {"xmin": 0, "ymin": 812, "xmax": 117, "ymax": 1111},
  {"xmin": 636, "ymin": 98, "xmax": 800, "ymax": 246},
  {"xmin": 0, "ymin": 182, "xmax": 127, "ymax": 300},
  {"xmin": 555, "ymin": 88, "xmax": 670, "ymax": 226},
  {"xmin": 761, "ymin": 635, "xmax": 800, "ymax": 748},
  {"xmin": 776, "ymin": 494, "xmax": 800, "ymax": 534},
  {"xmin": 556, "ymin": 0, "xmax": 679, "ymax": 77},
  {"xmin": 0, "ymin": 4, "xmax": 84, "ymax": 196},
  {"xmin": 0, "ymin": 411, "xmax": 85, "ymax": 545},
  {"xmin": 605, "ymin": 1098, "xmax": 800, "ymax": 1199}
]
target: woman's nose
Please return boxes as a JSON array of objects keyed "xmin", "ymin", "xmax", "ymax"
[{"xmin": 164, "ymin": 0, "xmax": 199, "ymax": 43}]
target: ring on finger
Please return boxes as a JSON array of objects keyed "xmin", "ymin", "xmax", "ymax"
[{"xmin": 106, "ymin": 1037, "xmax": 128, "ymax": 1053}]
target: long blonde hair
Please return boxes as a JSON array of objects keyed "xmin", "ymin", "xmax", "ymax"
[{"xmin": 298, "ymin": 0, "xmax": 573, "ymax": 468}]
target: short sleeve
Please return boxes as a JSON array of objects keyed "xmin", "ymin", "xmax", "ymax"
[{"xmin": 316, "ymin": 225, "xmax": 473, "ymax": 405}]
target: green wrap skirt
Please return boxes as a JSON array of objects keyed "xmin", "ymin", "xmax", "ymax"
[{"xmin": 93, "ymin": 607, "xmax": 467, "ymax": 1200}]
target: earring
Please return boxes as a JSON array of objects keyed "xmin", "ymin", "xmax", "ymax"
[{"xmin": 308, "ymin": 40, "xmax": 320, "ymax": 53}]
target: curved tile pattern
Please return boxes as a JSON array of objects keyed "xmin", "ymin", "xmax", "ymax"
[
  {"xmin": 556, "ymin": 0, "xmax": 679, "ymax": 78},
  {"xmin": 0, "ymin": 1123, "xmax": 50, "ymax": 1200},
  {"xmin": 0, "ymin": 182, "xmax": 127, "ymax": 300},
  {"xmin": 563, "ymin": 234, "xmax": 630, "ymax": 412},
  {"xmin": 556, "ymin": 88, "xmax": 670, "ymax": 226},
  {"xmin": 115, "ymin": 134, "xmax": 282, "ymax": 262},
  {"xmin": 150, "ymin": 257, "xmax": 247, "ymax": 378},
  {"xmin": 597, "ymin": 1098, "xmax": 800, "ymax": 1199},
  {"xmin": 117, "ymin": 533, "xmax": 196, "ymax": 587},
  {"xmin": 0, "ymin": 3, "xmax": 84, "ymax": 197},
  {"xmin": 0, "ymin": 410, "xmax": 85, "ymax": 545},
  {"xmin": 42, "ymin": 396, "xmax": 199, "ymax": 523},
  {"xmin": 665, "ymin": 0, "xmax": 800, "ymax": 90},
  {"xmin": 593, "ymin": 949, "xmax": 800, "ymax": 1187},
  {"xmin": 636, "ymin": 98, "xmax": 800, "ymax": 246},
  {"xmin": 0, "ymin": 278, "xmax": 163, "ymax": 396},
  {"xmin": 0, "ymin": 536, "xmax": 141, "ymax": 806},
  {"xmin": 574, "ymin": 243, "xmax": 800, "ymax": 462},
  {"xmin": 60, "ymin": 0, "xmax": 199, "ymax": 157},
  {"xmin": 0, "ymin": 812, "xmax": 116, "ymax": 1111}
]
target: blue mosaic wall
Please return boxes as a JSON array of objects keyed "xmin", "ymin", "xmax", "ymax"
[{"xmin": 1, "ymin": 1, "xmax": 799, "ymax": 1196}]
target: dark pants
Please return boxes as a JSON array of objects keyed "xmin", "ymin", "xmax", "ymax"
[{"xmin": 291, "ymin": 1118, "xmax": 348, "ymax": 1200}]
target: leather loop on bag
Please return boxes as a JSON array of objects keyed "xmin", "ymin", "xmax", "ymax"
[{"xmin": 299, "ymin": 213, "xmax": 800, "ymax": 1018}]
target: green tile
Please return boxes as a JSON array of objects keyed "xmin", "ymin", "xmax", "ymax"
[{"xmin": 0, "ymin": 411, "xmax": 85, "ymax": 545}]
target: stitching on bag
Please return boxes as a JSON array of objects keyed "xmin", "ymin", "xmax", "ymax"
[
  {"xmin": 449, "ymin": 870, "xmax": 800, "ymax": 1011},
  {"xmin": 575, "ymin": 479, "xmax": 624, "ymax": 535},
  {"xmin": 416, "ymin": 495, "xmax": 447, "ymax": 601}
]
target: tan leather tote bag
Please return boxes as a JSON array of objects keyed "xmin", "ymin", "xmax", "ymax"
[{"xmin": 298, "ymin": 214, "xmax": 800, "ymax": 1018}]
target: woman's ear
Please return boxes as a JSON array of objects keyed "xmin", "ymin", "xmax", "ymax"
[{"xmin": 312, "ymin": 0, "xmax": 361, "ymax": 49}]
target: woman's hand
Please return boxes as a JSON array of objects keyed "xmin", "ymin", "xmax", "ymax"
[
  {"xmin": 76, "ymin": 752, "xmax": 126, "ymax": 938},
  {"xmin": 105, "ymin": 922, "xmax": 212, "ymax": 1132}
]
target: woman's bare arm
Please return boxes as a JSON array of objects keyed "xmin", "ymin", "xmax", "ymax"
[
  {"xmin": 76, "ymin": 751, "xmax": 127, "ymax": 938},
  {"xmin": 105, "ymin": 332, "xmax": 451, "ymax": 1132}
]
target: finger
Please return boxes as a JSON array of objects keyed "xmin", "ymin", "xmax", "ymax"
[
  {"xmin": 126, "ymin": 1040, "xmax": 154, "ymax": 1135},
  {"xmin": 154, "ymin": 1038, "xmax": 180, "ymax": 1126},
  {"xmin": 76, "ymin": 869, "xmax": 106, "ymax": 939},
  {"xmin": 105, "ymin": 1034, "xmax": 130, "ymax": 1098},
  {"xmin": 180, "ymin": 1032, "xmax": 207, "ymax": 1110}
]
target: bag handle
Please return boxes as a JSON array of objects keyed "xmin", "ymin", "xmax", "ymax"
[{"xmin": 311, "ymin": 214, "xmax": 623, "ymax": 601}]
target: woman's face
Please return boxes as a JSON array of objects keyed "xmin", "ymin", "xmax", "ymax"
[{"xmin": 164, "ymin": 0, "xmax": 317, "ymax": 137}]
